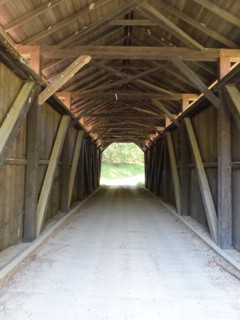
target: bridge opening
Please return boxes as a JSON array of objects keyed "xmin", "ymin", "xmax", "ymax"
[{"xmin": 100, "ymin": 143, "xmax": 144, "ymax": 186}]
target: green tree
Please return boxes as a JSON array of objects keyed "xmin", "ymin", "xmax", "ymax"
[{"xmin": 102, "ymin": 143, "xmax": 144, "ymax": 165}]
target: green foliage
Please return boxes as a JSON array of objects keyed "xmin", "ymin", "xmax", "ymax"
[
  {"xmin": 102, "ymin": 143, "xmax": 144, "ymax": 165},
  {"xmin": 101, "ymin": 163, "xmax": 144, "ymax": 180}
]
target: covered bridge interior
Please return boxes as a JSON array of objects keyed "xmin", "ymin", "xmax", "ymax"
[{"xmin": 1, "ymin": 0, "xmax": 240, "ymax": 257}]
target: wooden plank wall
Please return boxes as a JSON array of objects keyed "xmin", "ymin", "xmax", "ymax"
[
  {"xmin": 145, "ymin": 100, "xmax": 240, "ymax": 251},
  {"xmin": 0, "ymin": 64, "xmax": 25, "ymax": 250},
  {"xmin": 232, "ymin": 119, "xmax": 240, "ymax": 250},
  {"xmin": 0, "ymin": 63, "xmax": 100, "ymax": 252}
]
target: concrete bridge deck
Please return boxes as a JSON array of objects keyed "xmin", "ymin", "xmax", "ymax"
[{"xmin": 0, "ymin": 186, "xmax": 240, "ymax": 320}]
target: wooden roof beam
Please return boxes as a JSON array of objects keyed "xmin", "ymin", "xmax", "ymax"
[
  {"xmin": 38, "ymin": 55, "xmax": 91, "ymax": 105},
  {"xmin": 0, "ymin": 0, "xmax": 10, "ymax": 5},
  {"xmin": 172, "ymin": 57, "xmax": 219, "ymax": 109},
  {"xmin": 91, "ymin": 61, "xmax": 174, "ymax": 95},
  {"xmin": 152, "ymin": 100, "xmax": 181, "ymax": 128},
  {"xmin": 57, "ymin": 0, "xmax": 146, "ymax": 48},
  {"xmin": 22, "ymin": 0, "xmax": 112, "ymax": 45},
  {"xmin": 4, "ymin": 0, "xmax": 66, "ymax": 32},
  {"xmin": 79, "ymin": 63, "xmax": 165, "ymax": 94},
  {"xmin": 192, "ymin": 0, "xmax": 240, "ymax": 29},
  {"xmin": 19, "ymin": 46, "xmax": 240, "ymax": 61},
  {"xmin": 155, "ymin": 0, "xmax": 239, "ymax": 48},
  {"xmin": 137, "ymin": 2, "xmax": 204, "ymax": 50},
  {"xmin": 72, "ymin": 92, "xmax": 183, "ymax": 100}
]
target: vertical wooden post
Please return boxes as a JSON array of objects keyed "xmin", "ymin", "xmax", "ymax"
[
  {"xmin": 92, "ymin": 145, "xmax": 98, "ymax": 190},
  {"xmin": 144, "ymin": 149, "xmax": 149, "ymax": 188},
  {"xmin": 68, "ymin": 131, "xmax": 84, "ymax": 208},
  {"xmin": 180, "ymin": 124, "xmax": 190, "ymax": 216},
  {"xmin": 149, "ymin": 144, "xmax": 156, "ymax": 192},
  {"xmin": 23, "ymin": 94, "xmax": 40, "ymax": 242},
  {"xmin": 60, "ymin": 128, "xmax": 70, "ymax": 212},
  {"xmin": 217, "ymin": 57, "xmax": 232, "ymax": 248},
  {"xmin": 78, "ymin": 142, "xmax": 85, "ymax": 201},
  {"xmin": 162, "ymin": 139, "xmax": 168, "ymax": 201},
  {"xmin": 82, "ymin": 138, "xmax": 90, "ymax": 194},
  {"xmin": 166, "ymin": 132, "xmax": 181, "ymax": 213}
]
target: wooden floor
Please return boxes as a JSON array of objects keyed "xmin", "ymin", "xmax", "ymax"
[{"xmin": 0, "ymin": 186, "xmax": 240, "ymax": 320}]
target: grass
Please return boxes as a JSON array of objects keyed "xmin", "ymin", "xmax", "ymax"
[{"xmin": 101, "ymin": 163, "xmax": 144, "ymax": 180}]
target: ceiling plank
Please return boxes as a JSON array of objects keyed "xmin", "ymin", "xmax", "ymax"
[
  {"xmin": 38, "ymin": 55, "xmax": 91, "ymax": 105},
  {"xmin": 4, "ymin": 0, "xmax": 66, "ymax": 32},
  {"xmin": 79, "ymin": 63, "xmax": 164, "ymax": 94},
  {"xmin": 21, "ymin": 46, "xmax": 240, "ymax": 61},
  {"xmin": 0, "ymin": 0, "xmax": 10, "ymax": 6},
  {"xmin": 22, "ymin": 0, "xmax": 112, "ymax": 45},
  {"xmin": 171, "ymin": 57, "xmax": 219, "ymax": 109},
  {"xmin": 192, "ymin": 0, "xmax": 240, "ymax": 29},
  {"xmin": 156, "ymin": 0, "xmax": 239, "ymax": 48},
  {"xmin": 91, "ymin": 60, "xmax": 174, "ymax": 95},
  {"xmin": 57, "ymin": 0, "xmax": 146, "ymax": 48},
  {"xmin": 41, "ymin": 27, "xmax": 121, "ymax": 74},
  {"xmin": 137, "ymin": 2, "xmax": 204, "ymax": 50}
]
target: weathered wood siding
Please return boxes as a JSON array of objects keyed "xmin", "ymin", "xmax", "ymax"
[
  {"xmin": 145, "ymin": 100, "xmax": 240, "ymax": 251},
  {"xmin": 0, "ymin": 62, "xmax": 100, "ymax": 251},
  {"xmin": 0, "ymin": 64, "xmax": 26, "ymax": 250},
  {"xmin": 232, "ymin": 119, "xmax": 240, "ymax": 250}
]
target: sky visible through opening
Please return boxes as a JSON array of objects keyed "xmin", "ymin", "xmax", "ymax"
[{"xmin": 100, "ymin": 143, "xmax": 145, "ymax": 186}]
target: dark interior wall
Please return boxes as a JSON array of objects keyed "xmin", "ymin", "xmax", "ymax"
[
  {"xmin": 145, "ymin": 103, "xmax": 240, "ymax": 251},
  {"xmin": 0, "ymin": 62, "xmax": 100, "ymax": 252},
  {"xmin": 189, "ymin": 106, "xmax": 218, "ymax": 227},
  {"xmin": 231, "ymin": 119, "xmax": 240, "ymax": 250}
]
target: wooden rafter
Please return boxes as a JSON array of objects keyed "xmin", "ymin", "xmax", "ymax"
[
  {"xmin": 21, "ymin": 0, "xmax": 112, "ymax": 45},
  {"xmin": 4, "ymin": 0, "xmax": 66, "ymax": 32},
  {"xmin": 192, "ymin": 0, "xmax": 240, "ymax": 29},
  {"xmin": 77, "ymin": 64, "xmax": 168, "ymax": 94},
  {"xmin": 152, "ymin": 100, "xmax": 181, "ymax": 128},
  {"xmin": 171, "ymin": 57, "xmax": 220, "ymax": 109},
  {"xmin": 38, "ymin": 55, "xmax": 91, "ymax": 105},
  {"xmin": 57, "ymin": 0, "xmax": 146, "ymax": 49},
  {"xmin": 0, "ymin": 0, "xmax": 10, "ymax": 6},
  {"xmin": 137, "ymin": 2, "xmax": 204, "ymax": 50},
  {"xmin": 155, "ymin": 0, "xmax": 239, "ymax": 48}
]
